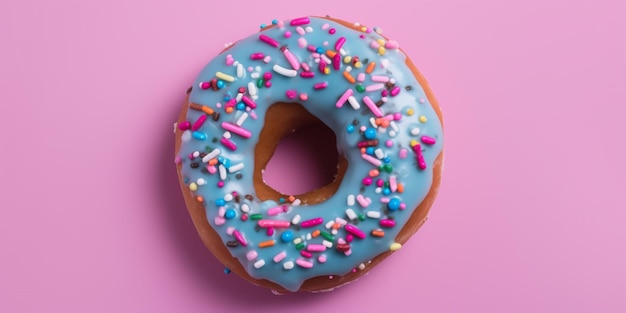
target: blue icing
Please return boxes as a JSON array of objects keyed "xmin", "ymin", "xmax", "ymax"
[{"xmin": 177, "ymin": 16, "xmax": 443, "ymax": 292}]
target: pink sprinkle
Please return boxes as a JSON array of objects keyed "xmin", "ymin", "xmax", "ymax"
[
  {"xmin": 301, "ymin": 217, "xmax": 323, "ymax": 228},
  {"xmin": 370, "ymin": 41, "xmax": 380, "ymax": 49},
  {"xmin": 357, "ymin": 73, "xmax": 366, "ymax": 82},
  {"xmin": 380, "ymin": 219, "xmax": 396, "ymax": 228},
  {"xmin": 365, "ymin": 83, "xmax": 385, "ymax": 92},
  {"xmin": 174, "ymin": 156, "xmax": 181, "ymax": 164},
  {"xmin": 313, "ymin": 82, "xmax": 328, "ymax": 90},
  {"xmin": 221, "ymin": 122, "xmax": 252, "ymax": 138},
  {"xmin": 307, "ymin": 45, "xmax": 317, "ymax": 52},
  {"xmin": 345, "ymin": 224, "xmax": 366, "ymax": 239},
  {"xmin": 250, "ymin": 52, "xmax": 265, "ymax": 60},
  {"xmin": 335, "ymin": 89, "xmax": 353, "ymax": 108},
  {"xmin": 390, "ymin": 86, "xmax": 401, "ymax": 96},
  {"xmin": 329, "ymin": 28, "xmax": 336, "ymax": 34},
  {"xmin": 220, "ymin": 138, "xmax": 237, "ymax": 151},
  {"xmin": 191, "ymin": 115, "xmax": 207, "ymax": 131},
  {"xmin": 371, "ymin": 75, "xmax": 390, "ymax": 82},
  {"xmin": 300, "ymin": 250, "xmax": 312, "ymax": 258},
  {"xmin": 301, "ymin": 62, "xmax": 311, "ymax": 72},
  {"xmin": 285, "ymin": 90, "xmax": 297, "ymax": 99},
  {"xmin": 307, "ymin": 244, "xmax": 326, "ymax": 252},
  {"xmin": 393, "ymin": 113, "xmax": 402, "ymax": 120},
  {"xmin": 199, "ymin": 82, "xmax": 211, "ymax": 90},
  {"xmin": 421, "ymin": 136, "xmax": 437, "ymax": 145},
  {"xmin": 264, "ymin": 80, "xmax": 272, "ymax": 88},
  {"xmin": 335, "ymin": 37, "xmax": 346, "ymax": 51},
  {"xmin": 290, "ymin": 17, "xmax": 310, "ymax": 26},
  {"xmin": 284, "ymin": 31, "xmax": 291, "ymax": 38},
  {"xmin": 241, "ymin": 95, "xmax": 256, "ymax": 109},
  {"xmin": 318, "ymin": 60, "xmax": 327, "ymax": 74},
  {"xmin": 225, "ymin": 99, "xmax": 237, "ymax": 108},
  {"xmin": 267, "ymin": 205, "xmax": 288, "ymax": 216},
  {"xmin": 214, "ymin": 216, "xmax": 225, "ymax": 226},
  {"xmin": 379, "ymin": 197, "xmax": 390, "ymax": 203},
  {"xmin": 296, "ymin": 26, "xmax": 306, "ymax": 35},
  {"xmin": 296, "ymin": 259, "xmax": 314, "ymax": 268},
  {"xmin": 361, "ymin": 153, "xmax": 382, "ymax": 167},
  {"xmin": 246, "ymin": 250, "xmax": 258, "ymax": 261},
  {"xmin": 300, "ymin": 71, "xmax": 315, "ymax": 78},
  {"xmin": 318, "ymin": 255, "xmax": 327, "ymax": 263},
  {"xmin": 259, "ymin": 34, "xmax": 279, "ymax": 47},
  {"xmin": 207, "ymin": 165, "xmax": 217, "ymax": 174},
  {"xmin": 217, "ymin": 181, "xmax": 224, "ymax": 188},
  {"xmin": 299, "ymin": 93, "xmax": 308, "ymax": 101},
  {"xmin": 386, "ymin": 140, "xmax": 393, "ymax": 147},
  {"xmin": 385, "ymin": 40, "xmax": 400, "ymax": 49},
  {"xmin": 178, "ymin": 121, "xmax": 191, "ymax": 131},
  {"xmin": 381, "ymin": 90, "xmax": 388, "ymax": 97},
  {"xmin": 267, "ymin": 227, "xmax": 274, "ymax": 236},
  {"xmin": 322, "ymin": 23, "xmax": 330, "ymax": 30},
  {"xmin": 363, "ymin": 96, "xmax": 384, "ymax": 117},
  {"xmin": 376, "ymin": 179, "xmax": 384, "ymax": 187},
  {"xmin": 298, "ymin": 37, "xmax": 307, "ymax": 48},
  {"xmin": 258, "ymin": 220, "xmax": 291, "ymax": 228},
  {"xmin": 400, "ymin": 203, "xmax": 406, "ymax": 210},
  {"xmin": 362, "ymin": 177, "xmax": 373, "ymax": 185},
  {"xmin": 225, "ymin": 58, "xmax": 234, "ymax": 66},
  {"xmin": 273, "ymin": 251, "xmax": 287, "ymax": 263},
  {"xmin": 412, "ymin": 144, "xmax": 427, "ymax": 169},
  {"xmin": 282, "ymin": 48, "xmax": 300, "ymax": 70},
  {"xmin": 263, "ymin": 72, "xmax": 273, "ymax": 80},
  {"xmin": 346, "ymin": 234, "xmax": 354, "ymax": 243},
  {"xmin": 356, "ymin": 194, "xmax": 371, "ymax": 208},
  {"xmin": 332, "ymin": 54, "xmax": 341, "ymax": 70},
  {"xmin": 390, "ymin": 176, "xmax": 398, "ymax": 192},
  {"xmin": 399, "ymin": 148, "xmax": 408, "ymax": 159},
  {"xmin": 233, "ymin": 230, "xmax": 247, "ymax": 247}
]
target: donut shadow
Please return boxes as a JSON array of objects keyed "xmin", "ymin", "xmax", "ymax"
[{"xmin": 156, "ymin": 94, "xmax": 344, "ymax": 306}]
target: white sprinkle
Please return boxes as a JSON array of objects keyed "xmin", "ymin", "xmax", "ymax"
[
  {"xmin": 202, "ymin": 148, "xmax": 221, "ymax": 163},
  {"xmin": 247, "ymin": 82, "xmax": 257, "ymax": 97},
  {"xmin": 236, "ymin": 112, "xmax": 249, "ymax": 126},
  {"xmin": 272, "ymin": 64, "xmax": 297, "ymax": 77},
  {"xmin": 181, "ymin": 130, "xmax": 191, "ymax": 142},
  {"xmin": 381, "ymin": 59, "xmax": 390, "ymax": 68},
  {"xmin": 339, "ymin": 48, "xmax": 347, "ymax": 55},
  {"xmin": 305, "ymin": 26, "xmax": 313, "ymax": 33},
  {"xmin": 369, "ymin": 117, "xmax": 378, "ymax": 128},
  {"xmin": 335, "ymin": 217, "xmax": 348, "ymax": 225},
  {"xmin": 346, "ymin": 65, "xmax": 353, "ymax": 72},
  {"xmin": 375, "ymin": 187, "xmax": 382, "ymax": 193},
  {"xmin": 251, "ymin": 72, "xmax": 260, "ymax": 79},
  {"xmin": 233, "ymin": 61, "xmax": 239, "ymax": 66},
  {"xmin": 283, "ymin": 261, "xmax": 294, "ymax": 270},
  {"xmin": 293, "ymin": 238, "xmax": 302, "ymax": 245},
  {"xmin": 254, "ymin": 259, "xmax": 266, "ymax": 269},
  {"xmin": 291, "ymin": 214, "xmax": 301, "ymax": 225},
  {"xmin": 345, "ymin": 208, "xmax": 357, "ymax": 221},
  {"xmin": 322, "ymin": 240, "xmax": 333, "ymax": 248},
  {"xmin": 241, "ymin": 204, "xmax": 250, "ymax": 213},
  {"xmin": 192, "ymin": 151, "xmax": 200, "ymax": 158},
  {"xmin": 219, "ymin": 165, "xmax": 227, "ymax": 180},
  {"xmin": 196, "ymin": 178, "xmax": 206, "ymax": 186},
  {"xmin": 411, "ymin": 127, "xmax": 421, "ymax": 136},
  {"xmin": 224, "ymin": 194, "xmax": 233, "ymax": 202},
  {"xmin": 223, "ymin": 131, "xmax": 231, "ymax": 139},
  {"xmin": 390, "ymin": 121, "xmax": 399, "ymax": 132},
  {"xmin": 226, "ymin": 226, "xmax": 235, "ymax": 235},
  {"xmin": 358, "ymin": 263, "xmax": 366, "ymax": 270},
  {"xmin": 320, "ymin": 54, "xmax": 332, "ymax": 65},
  {"xmin": 367, "ymin": 211, "xmax": 381, "ymax": 218},
  {"xmin": 306, "ymin": 233, "xmax": 312, "ymax": 240},
  {"xmin": 236, "ymin": 63, "xmax": 244, "ymax": 78},
  {"xmin": 263, "ymin": 56, "xmax": 271, "ymax": 63},
  {"xmin": 228, "ymin": 163, "xmax": 244, "ymax": 173},
  {"xmin": 347, "ymin": 194, "xmax": 355, "ymax": 206},
  {"xmin": 292, "ymin": 199, "xmax": 301, "ymax": 206},
  {"xmin": 325, "ymin": 221, "xmax": 335, "ymax": 229},
  {"xmin": 348, "ymin": 96, "xmax": 360, "ymax": 110},
  {"xmin": 235, "ymin": 92, "xmax": 244, "ymax": 102},
  {"xmin": 374, "ymin": 149, "xmax": 385, "ymax": 159},
  {"xmin": 331, "ymin": 229, "xmax": 338, "ymax": 235},
  {"xmin": 389, "ymin": 130, "xmax": 397, "ymax": 137}
]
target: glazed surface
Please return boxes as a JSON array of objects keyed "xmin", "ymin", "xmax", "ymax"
[{"xmin": 176, "ymin": 16, "xmax": 444, "ymax": 292}]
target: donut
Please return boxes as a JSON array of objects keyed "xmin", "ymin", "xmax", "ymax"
[{"xmin": 174, "ymin": 16, "xmax": 444, "ymax": 293}]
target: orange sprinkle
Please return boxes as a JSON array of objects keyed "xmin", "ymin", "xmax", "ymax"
[
  {"xmin": 258, "ymin": 240, "xmax": 275, "ymax": 248},
  {"xmin": 371, "ymin": 230, "xmax": 385, "ymax": 237},
  {"xmin": 196, "ymin": 196, "xmax": 204, "ymax": 203},
  {"xmin": 343, "ymin": 71, "xmax": 355, "ymax": 84},
  {"xmin": 397, "ymin": 183, "xmax": 404, "ymax": 193},
  {"xmin": 288, "ymin": 195, "xmax": 296, "ymax": 202},
  {"xmin": 369, "ymin": 169, "xmax": 380, "ymax": 177},
  {"xmin": 380, "ymin": 119, "xmax": 390, "ymax": 128},
  {"xmin": 332, "ymin": 222, "xmax": 341, "ymax": 230},
  {"xmin": 225, "ymin": 107, "xmax": 234, "ymax": 114},
  {"xmin": 201, "ymin": 106, "xmax": 214, "ymax": 115},
  {"xmin": 208, "ymin": 158, "xmax": 218, "ymax": 166},
  {"xmin": 366, "ymin": 61, "xmax": 376, "ymax": 74},
  {"xmin": 326, "ymin": 50, "xmax": 337, "ymax": 58},
  {"xmin": 360, "ymin": 147, "xmax": 366, "ymax": 154},
  {"xmin": 375, "ymin": 118, "xmax": 383, "ymax": 125},
  {"xmin": 312, "ymin": 229, "xmax": 321, "ymax": 238}
]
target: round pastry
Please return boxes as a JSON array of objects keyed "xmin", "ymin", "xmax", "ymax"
[{"xmin": 174, "ymin": 15, "xmax": 444, "ymax": 293}]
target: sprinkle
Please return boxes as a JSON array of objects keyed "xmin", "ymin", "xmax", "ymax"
[
  {"xmin": 332, "ymin": 54, "xmax": 341, "ymax": 70},
  {"xmin": 283, "ymin": 261, "xmax": 295, "ymax": 270},
  {"xmin": 267, "ymin": 205, "xmax": 288, "ymax": 216},
  {"xmin": 335, "ymin": 37, "xmax": 346, "ymax": 51},
  {"xmin": 241, "ymin": 204, "xmax": 250, "ymax": 213},
  {"xmin": 355, "ymin": 194, "xmax": 371, "ymax": 208},
  {"xmin": 365, "ymin": 61, "xmax": 376, "ymax": 74},
  {"xmin": 343, "ymin": 71, "xmax": 356, "ymax": 84},
  {"xmin": 318, "ymin": 255, "xmax": 327, "ymax": 263},
  {"xmin": 236, "ymin": 64, "xmax": 244, "ymax": 78},
  {"xmin": 357, "ymin": 139, "xmax": 378, "ymax": 148},
  {"xmin": 344, "ymin": 224, "xmax": 366, "ymax": 239},
  {"xmin": 307, "ymin": 244, "xmax": 326, "ymax": 252},
  {"xmin": 258, "ymin": 220, "xmax": 291, "ymax": 228},
  {"xmin": 272, "ymin": 64, "xmax": 297, "ymax": 77},
  {"xmin": 291, "ymin": 214, "xmax": 301, "ymax": 225},
  {"xmin": 218, "ymin": 164, "xmax": 227, "ymax": 180},
  {"xmin": 421, "ymin": 135, "xmax": 437, "ymax": 145},
  {"xmin": 385, "ymin": 40, "xmax": 400, "ymax": 49},
  {"xmin": 412, "ymin": 142, "xmax": 427, "ymax": 169},
  {"xmin": 411, "ymin": 127, "xmax": 421, "ymax": 136},
  {"xmin": 246, "ymin": 250, "xmax": 258, "ymax": 260},
  {"xmin": 390, "ymin": 86, "xmax": 401, "ymax": 97},
  {"xmin": 215, "ymin": 71, "xmax": 235, "ymax": 82},
  {"xmin": 290, "ymin": 17, "xmax": 310, "ymax": 26},
  {"xmin": 390, "ymin": 175, "xmax": 398, "ymax": 192},
  {"xmin": 220, "ymin": 138, "xmax": 237, "ymax": 151},
  {"xmin": 361, "ymin": 153, "xmax": 383, "ymax": 167},
  {"xmin": 390, "ymin": 243, "xmax": 402, "ymax": 251},
  {"xmin": 253, "ymin": 259, "xmax": 266, "ymax": 269},
  {"xmin": 300, "ymin": 71, "xmax": 315, "ymax": 78},
  {"xmin": 233, "ymin": 230, "xmax": 247, "ymax": 247},
  {"xmin": 345, "ymin": 208, "xmax": 357, "ymax": 220},
  {"xmin": 259, "ymin": 240, "xmax": 275, "ymax": 248},
  {"xmin": 296, "ymin": 259, "xmax": 314, "ymax": 268},
  {"xmin": 301, "ymin": 217, "xmax": 323, "ymax": 228},
  {"xmin": 366, "ymin": 211, "xmax": 381, "ymax": 218},
  {"xmin": 313, "ymin": 82, "xmax": 328, "ymax": 90},
  {"xmin": 250, "ymin": 52, "xmax": 264, "ymax": 60},
  {"xmin": 259, "ymin": 34, "xmax": 279, "ymax": 47},
  {"xmin": 221, "ymin": 122, "xmax": 252, "ymax": 138},
  {"xmin": 298, "ymin": 37, "xmax": 307, "ymax": 48},
  {"xmin": 273, "ymin": 251, "xmax": 287, "ymax": 263},
  {"xmin": 347, "ymin": 194, "xmax": 355, "ymax": 206},
  {"xmin": 241, "ymin": 95, "xmax": 257, "ymax": 109},
  {"xmin": 202, "ymin": 149, "xmax": 221, "ymax": 163},
  {"xmin": 363, "ymin": 96, "xmax": 383, "ymax": 117},
  {"xmin": 347, "ymin": 96, "xmax": 360, "ymax": 109},
  {"xmin": 371, "ymin": 229, "xmax": 385, "ymax": 237},
  {"xmin": 380, "ymin": 219, "xmax": 396, "ymax": 228},
  {"xmin": 419, "ymin": 115, "xmax": 428, "ymax": 123},
  {"xmin": 296, "ymin": 26, "xmax": 305, "ymax": 35},
  {"xmin": 192, "ymin": 131, "xmax": 206, "ymax": 140},
  {"xmin": 282, "ymin": 48, "xmax": 301, "ymax": 70},
  {"xmin": 236, "ymin": 112, "xmax": 249, "ymax": 126}
]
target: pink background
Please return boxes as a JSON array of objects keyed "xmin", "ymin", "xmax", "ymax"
[{"xmin": 1, "ymin": 0, "xmax": 625, "ymax": 312}]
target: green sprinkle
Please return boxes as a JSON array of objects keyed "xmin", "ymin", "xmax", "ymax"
[
  {"xmin": 250, "ymin": 213, "xmax": 263, "ymax": 220},
  {"xmin": 295, "ymin": 243, "xmax": 305, "ymax": 250},
  {"xmin": 358, "ymin": 213, "xmax": 366, "ymax": 221},
  {"xmin": 257, "ymin": 78, "xmax": 264, "ymax": 88},
  {"xmin": 320, "ymin": 231, "xmax": 335, "ymax": 242},
  {"xmin": 356, "ymin": 84, "xmax": 365, "ymax": 93}
]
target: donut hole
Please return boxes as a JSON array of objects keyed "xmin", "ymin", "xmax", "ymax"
[
  {"xmin": 263, "ymin": 122, "xmax": 338, "ymax": 195},
  {"xmin": 254, "ymin": 102, "xmax": 348, "ymax": 204}
]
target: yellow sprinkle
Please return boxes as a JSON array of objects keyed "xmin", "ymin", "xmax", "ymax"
[
  {"xmin": 419, "ymin": 115, "xmax": 428, "ymax": 123},
  {"xmin": 324, "ymin": 67, "xmax": 330, "ymax": 75},
  {"xmin": 406, "ymin": 108, "xmax": 414, "ymax": 116},
  {"xmin": 215, "ymin": 71, "xmax": 235, "ymax": 82},
  {"xmin": 343, "ymin": 56, "xmax": 352, "ymax": 64},
  {"xmin": 360, "ymin": 26, "xmax": 367, "ymax": 32},
  {"xmin": 390, "ymin": 242, "xmax": 402, "ymax": 251},
  {"xmin": 376, "ymin": 38, "xmax": 385, "ymax": 45},
  {"xmin": 354, "ymin": 61, "xmax": 362, "ymax": 69},
  {"xmin": 189, "ymin": 182, "xmax": 198, "ymax": 191},
  {"xmin": 378, "ymin": 46, "xmax": 386, "ymax": 55},
  {"xmin": 410, "ymin": 140, "xmax": 419, "ymax": 147}
]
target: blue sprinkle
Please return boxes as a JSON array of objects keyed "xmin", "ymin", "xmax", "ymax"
[
  {"xmin": 279, "ymin": 197, "xmax": 285, "ymax": 203},
  {"xmin": 383, "ymin": 157, "xmax": 391, "ymax": 164},
  {"xmin": 383, "ymin": 188, "xmax": 391, "ymax": 195},
  {"xmin": 217, "ymin": 156, "xmax": 224, "ymax": 163},
  {"xmin": 366, "ymin": 147, "xmax": 375, "ymax": 155},
  {"xmin": 388, "ymin": 198, "xmax": 401, "ymax": 211},
  {"xmin": 222, "ymin": 158, "xmax": 231, "ymax": 168},
  {"xmin": 223, "ymin": 92, "xmax": 232, "ymax": 101},
  {"xmin": 224, "ymin": 208, "xmax": 236, "ymax": 219},
  {"xmin": 183, "ymin": 177, "xmax": 189, "ymax": 183},
  {"xmin": 281, "ymin": 230, "xmax": 294, "ymax": 242},
  {"xmin": 216, "ymin": 80, "xmax": 225, "ymax": 89},
  {"xmin": 224, "ymin": 268, "xmax": 231, "ymax": 274},
  {"xmin": 192, "ymin": 131, "xmax": 207, "ymax": 140},
  {"xmin": 271, "ymin": 19, "xmax": 278, "ymax": 25},
  {"xmin": 316, "ymin": 47, "xmax": 324, "ymax": 54},
  {"xmin": 215, "ymin": 198, "xmax": 226, "ymax": 206},
  {"xmin": 346, "ymin": 125, "xmax": 355, "ymax": 133},
  {"xmin": 236, "ymin": 102, "xmax": 245, "ymax": 110},
  {"xmin": 260, "ymin": 23, "xmax": 266, "ymax": 29},
  {"xmin": 364, "ymin": 128, "xmax": 377, "ymax": 140}
]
